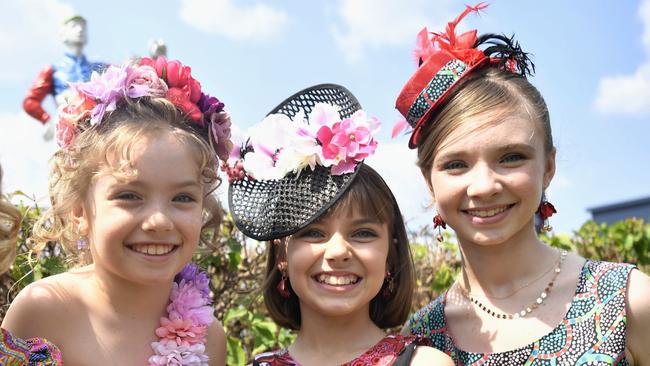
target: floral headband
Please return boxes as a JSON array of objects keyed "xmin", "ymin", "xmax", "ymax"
[
  {"xmin": 224, "ymin": 102, "xmax": 379, "ymax": 182},
  {"xmin": 394, "ymin": 2, "xmax": 534, "ymax": 148},
  {"xmin": 55, "ymin": 57, "xmax": 232, "ymax": 162}
]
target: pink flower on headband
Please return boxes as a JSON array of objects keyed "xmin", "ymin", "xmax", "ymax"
[
  {"xmin": 126, "ymin": 65, "xmax": 168, "ymax": 98},
  {"xmin": 316, "ymin": 110, "xmax": 379, "ymax": 175},
  {"xmin": 75, "ymin": 66, "xmax": 129, "ymax": 125}
]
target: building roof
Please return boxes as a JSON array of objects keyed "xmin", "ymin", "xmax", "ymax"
[{"xmin": 588, "ymin": 196, "xmax": 650, "ymax": 214}]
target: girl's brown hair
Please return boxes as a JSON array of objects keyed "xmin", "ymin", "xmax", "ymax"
[
  {"xmin": 416, "ymin": 67, "xmax": 554, "ymax": 186},
  {"xmin": 0, "ymin": 165, "xmax": 21, "ymax": 274},
  {"xmin": 32, "ymin": 97, "xmax": 223, "ymax": 265},
  {"xmin": 262, "ymin": 164, "xmax": 415, "ymax": 330}
]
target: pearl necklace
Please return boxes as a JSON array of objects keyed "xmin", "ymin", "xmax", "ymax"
[{"xmin": 458, "ymin": 250, "xmax": 568, "ymax": 320}]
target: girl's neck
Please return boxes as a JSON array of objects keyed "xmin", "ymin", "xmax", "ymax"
[
  {"xmin": 290, "ymin": 305, "xmax": 385, "ymax": 363},
  {"xmin": 456, "ymin": 224, "xmax": 557, "ymax": 298},
  {"xmin": 86, "ymin": 263, "xmax": 172, "ymax": 319}
]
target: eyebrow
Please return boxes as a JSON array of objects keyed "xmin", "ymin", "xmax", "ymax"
[
  {"xmin": 437, "ymin": 143, "xmax": 536, "ymax": 160},
  {"xmin": 349, "ymin": 218, "xmax": 382, "ymax": 226},
  {"xmin": 114, "ymin": 180, "xmax": 202, "ymax": 190}
]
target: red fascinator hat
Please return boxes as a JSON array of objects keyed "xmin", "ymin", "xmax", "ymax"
[{"xmin": 395, "ymin": 3, "xmax": 534, "ymax": 148}]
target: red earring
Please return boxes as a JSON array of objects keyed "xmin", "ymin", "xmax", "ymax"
[
  {"xmin": 536, "ymin": 200, "xmax": 556, "ymax": 232},
  {"xmin": 277, "ymin": 274, "xmax": 291, "ymax": 298},
  {"xmin": 383, "ymin": 270, "xmax": 395, "ymax": 299},
  {"xmin": 433, "ymin": 214, "xmax": 446, "ymax": 242}
]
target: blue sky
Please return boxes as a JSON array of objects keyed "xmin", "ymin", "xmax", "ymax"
[{"xmin": 1, "ymin": 0, "xmax": 649, "ymax": 235}]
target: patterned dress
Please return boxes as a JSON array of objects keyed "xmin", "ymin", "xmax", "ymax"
[
  {"xmin": 407, "ymin": 260, "xmax": 634, "ymax": 365},
  {"xmin": 252, "ymin": 334, "xmax": 421, "ymax": 366},
  {"xmin": 0, "ymin": 328, "xmax": 62, "ymax": 366}
]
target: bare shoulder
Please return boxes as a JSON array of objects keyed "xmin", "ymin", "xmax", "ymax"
[
  {"xmin": 411, "ymin": 345, "xmax": 454, "ymax": 366},
  {"xmin": 1, "ymin": 270, "xmax": 87, "ymax": 339},
  {"xmin": 626, "ymin": 269, "xmax": 650, "ymax": 365},
  {"xmin": 206, "ymin": 318, "xmax": 227, "ymax": 366}
]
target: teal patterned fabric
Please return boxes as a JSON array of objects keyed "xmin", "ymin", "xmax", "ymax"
[{"xmin": 408, "ymin": 260, "xmax": 635, "ymax": 365}]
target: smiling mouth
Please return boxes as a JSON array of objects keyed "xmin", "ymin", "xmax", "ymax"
[
  {"xmin": 464, "ymin": 204, "xmax": 514, "ymax": 218},
  {"xmin": 127, "ymin": 244, "xmax": 179, "ymax": 256},
  {"xmin": 314, "ymin": 274, "xmax": 361, "ymax": 286}
]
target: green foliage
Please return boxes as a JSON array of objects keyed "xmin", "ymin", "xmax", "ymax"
[{"xmin": 1, "ymin": 193, "xmax": 649, "ymax": 362}]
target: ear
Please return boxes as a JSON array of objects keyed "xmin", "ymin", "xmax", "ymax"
[
  {"xmin": 542, "ymin": 148, "xmax": 556, "ymax": 190},
  {"xmin": 273, "ymin": 238, "xmax": 288, "ymax": 275},
  {"xmin": 71, "ymin": 202, "xmax": 89, "ymax": 236}
]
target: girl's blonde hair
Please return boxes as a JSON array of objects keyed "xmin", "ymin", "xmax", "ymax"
[
  {"xmin": 0, "ymin": 165, "xmax": 21, "ymax": 274},
  {"xmin": 32, "ymin": 97, "xmax": 224, "ymax": 265}
]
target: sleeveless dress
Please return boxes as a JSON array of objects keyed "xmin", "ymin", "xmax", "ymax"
[
  {"xmin": 0, "ymin": 328, "xmax": 62, "ymax": 366},
  {"xmin": 252, "ymin": 334, "xmax": 421, "ymax": 366},
  {"xmin": 407, "ymin": 260, "xmax": 635, "ymax": 365}
]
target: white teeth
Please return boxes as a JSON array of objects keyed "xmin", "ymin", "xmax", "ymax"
[
  {"xmin": 467, "ymin": 206, "xmax": 508, "ymax": 218},
  {"xmin": 316, "ymin": 274, "xmax": 359, "ymax": 285},
  {"xmin": 130, "ymin": 244, "xmax": 175, "ymax": 256}
]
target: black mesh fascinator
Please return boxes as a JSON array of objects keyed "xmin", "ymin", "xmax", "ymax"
[{"xmin": 228, "ymin": 84, "xmax": 364, "ymax": 241}]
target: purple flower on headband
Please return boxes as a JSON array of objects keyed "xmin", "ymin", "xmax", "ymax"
[
  {"xmin": 198, "ymin": 93, "xmax": 225, "ymax": 119},
  {"xmin": 209, "ymin": 112, "xmax": 233, "ymax": 162},
  {"xmin": 75, "ymin": 66, "xmax": 129, "ymax": 125}
]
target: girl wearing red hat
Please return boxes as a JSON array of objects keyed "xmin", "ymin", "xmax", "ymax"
[{"xmin": 395, "ymin": 4, "xmax": 650, "ymax": 365}]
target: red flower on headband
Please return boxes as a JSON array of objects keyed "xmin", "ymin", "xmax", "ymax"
[{"xmin": 140, "ymin": 57, "xmax": 203, "ymax": 122}]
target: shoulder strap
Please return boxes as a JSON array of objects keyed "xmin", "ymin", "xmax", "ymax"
[{"xmin": 393, "ymin": 342, "xmax": 417, "ymax": 366}]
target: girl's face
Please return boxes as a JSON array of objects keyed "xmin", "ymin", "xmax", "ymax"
[
  {"xmin": 428, "ymin": 113, "xmax": 555, "ymax": 247},
  {"xmin": 75, "ymin": 133, "xmax": 204, "ymax": 285},
  {"xmin": 284, "ymin": 209, "xmax": 390, "ymax": 320}
]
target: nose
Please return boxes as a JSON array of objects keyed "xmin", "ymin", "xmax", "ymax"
[
  {"xmin": 466, "ymin": 163, "xmax": 502, "ymax": 198},
  {"xmin": 141, "ymin": 205, "xmax": 174, "ymax": 233},
  {"xmin": 324, "ymin": 234, "xmax": 351, "ymax": 262}
]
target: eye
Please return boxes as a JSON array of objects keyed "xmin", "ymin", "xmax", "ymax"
[
  {"xmin": 500, "ymin": 153, "xmax": 526, "ymax": 164},
  {"xmin": 114, "ymin": 192, "xmax": 141, "ymax": 201},
  {"xmin": 352, "ymin": 229, "xmax": 378, "ymax": 239},
  {"xmin": 298, "ymin": 229, "xmax": 325, "ymax": 239},
  {"xmin": 173, "ymin": 193, "xmax": 197, "ymax": 203},
  {"xmin": 443, "ymin": 160, "xmax": 467, "ymax": 170}
]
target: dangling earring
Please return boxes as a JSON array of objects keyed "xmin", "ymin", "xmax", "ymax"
[
  {"xmin": 276, "ymin": 273, "xmax": 291, "ymax": 298},
  {"xmin": 76, "ymin": 236, "xmax": 88, "ymax": 251},
  {"xmin": 433, "ymin": 214, "xmax": 446, "ymax": 242},
  {"xmin": 536, "ymin": 195, "xmax": 557, "ymax": 232},
  {"xmin": 383, "ymin": 270, "xmax": 395, "ymax": 299}
]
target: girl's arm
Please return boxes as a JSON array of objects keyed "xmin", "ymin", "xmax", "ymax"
[
  {"xmin": 410, "ymin": 346, "xmax": 454, "ymax": 366},
  {"xmin": 207, "ymin": 319, "xmax": 227, "ymax": 366},
  {"xmin": 626, "ymin": 269, "xmax": 650, "ymax": 366}
]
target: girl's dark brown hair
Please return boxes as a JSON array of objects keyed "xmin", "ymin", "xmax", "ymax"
[{"xmin": 261, "ymin": 164, "xmax": 415, "ymax": 330}]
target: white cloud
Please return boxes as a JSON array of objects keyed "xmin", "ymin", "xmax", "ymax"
[
  {"xmin": 594, "ymin": 0, "xmax": 650, "ymax": 116},
  {"xmin": 179, "ymin": 0, "xmax": 289, "ymax": 41},
  {"xmin": 0, "ymin": 0, "xmax": 75, "ymax": 82},
  {"xmin": 331, "ymin": 0, "xmax": 453, "ymax": 62},
  {"xmin": 0, "ymin": 114, "xmax": 58, "ymax": 206}
]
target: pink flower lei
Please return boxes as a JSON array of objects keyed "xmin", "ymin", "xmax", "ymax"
[
  {"xmin": 223, "ymin": 103, "xmax": 380, "ymax": 182},
  {"xmin": 55, "ymin": 57, "xmax": 233, "ymax": 163},
  {"xmin": 148, "ymin": 263, "xmax": 214, "ymax": 366}
]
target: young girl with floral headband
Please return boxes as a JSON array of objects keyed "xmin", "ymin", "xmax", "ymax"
[
  {"xmin": 393, "ymin": 4, "xmax": 650, "ymax": 365},
  {"xmin": 1, "ymin": 164, "xmax": 64, "ymax": 365},
  {"xmin": 2, "ymin": 57, "xmax": 232, "ymax": 365},
  {"xmin": 227, "ymin": 84, "xmax": 453, "ymax": 366}
]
